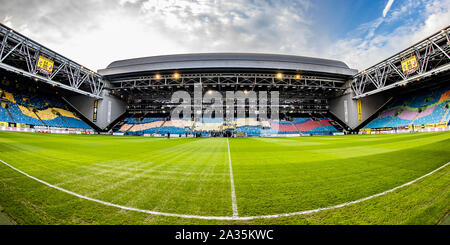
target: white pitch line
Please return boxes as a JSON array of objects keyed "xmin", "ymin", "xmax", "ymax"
[
  {"xmin": 0, "ymin": 159, "xmax": 448, "ymax": 221},
  {"xmin": 227, "ymin": 136, "xmax": 239, "ymax": 217}
]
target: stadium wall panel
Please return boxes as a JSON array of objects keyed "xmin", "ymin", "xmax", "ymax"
[
  {"xmin": 65, "ymin": 90, "xmax": 127, "ymax": 130},
  {"xmin": 329, "ymin": 82, "xmax": 392, "ymax": 130}
]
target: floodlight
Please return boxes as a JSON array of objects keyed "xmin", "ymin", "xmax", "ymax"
[{"xmin": 276, "ymin": 73, "xmax": 283, "ymax": 79}]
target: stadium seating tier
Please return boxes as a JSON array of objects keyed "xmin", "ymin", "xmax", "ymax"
[{"xmin": 364, "ymin": 84, "xmax": 450, "ymax": 129}]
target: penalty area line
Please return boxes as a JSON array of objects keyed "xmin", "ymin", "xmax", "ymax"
[{"xmin": 0, "ymin": 159, "xmax": 448, "ymax": 221}]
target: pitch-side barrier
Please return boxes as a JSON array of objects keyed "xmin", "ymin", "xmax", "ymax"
[{"xmin": 0, "ymin": 126, "xmax": 95, "ymax": 134}]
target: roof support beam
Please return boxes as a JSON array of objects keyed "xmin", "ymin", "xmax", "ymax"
[{"xmin": 0, "ymin": 62, "xmax": 102, "ymax": 98}]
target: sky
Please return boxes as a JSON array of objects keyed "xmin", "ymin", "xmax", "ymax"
[{"xmin": 0, "ymin": 0, "xmax": 449, "ymax": 71}]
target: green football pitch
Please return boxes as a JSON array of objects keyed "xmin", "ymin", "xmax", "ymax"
[{"xmin": 0, "ymin": 131, "xmax": 449, "ymax": 225}]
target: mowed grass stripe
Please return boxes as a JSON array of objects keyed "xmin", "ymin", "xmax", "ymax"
[
  {"xmin": 0, "ymin": 135, "xmax": 194, "ymax": 188},
  {"xmin": 246, "ymin": 132, "xmax": 449, "ymax": 162},
  {"xmin": 0, "ymin": 133, "xmax": 233, "ymax": 216},
  {"xmin": 230, "ymin": 132, "xmax": 450, "ymax": 216}
]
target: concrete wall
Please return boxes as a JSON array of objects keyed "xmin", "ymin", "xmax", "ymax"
[
  {"xmin": 329, "ymin": 81, "xmax": 392, "ymax": 130},
  {"xmin": 64, "ymin": 89, "xmax": 127, "ymax": 130}
]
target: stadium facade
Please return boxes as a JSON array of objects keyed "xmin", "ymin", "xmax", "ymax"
[{"xmin": 0, "ymin": 23, "xmax": 449, "ymax": 136}]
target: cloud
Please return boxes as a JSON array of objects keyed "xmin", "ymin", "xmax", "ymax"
[
  {"xmin": 0, "ymin": 0, "xmax": 316, "ymax": 70},
  {"xmin": 328, "ymin": 0, "xmax": 450, "ymax": 70},
  {"xmin": 382, "ymin": 0, "xmax": 395, "ymax": 17},
  {"xmin": 136, "ymin": 0, "xmax": 315, "ymax": 54}
]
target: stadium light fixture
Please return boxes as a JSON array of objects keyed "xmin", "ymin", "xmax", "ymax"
[
  {"xmin": 276, "ymin": 73, "xmax": 283, "ymax": 79},
  {"xmin": 173, "ymin": 73, "xmax": 180, "ymax": 79},
  {"xmin": 296, "ymin": 74, "xmax": 302, "ymax": 79},
  {"xmin": 155, "ymin": 74, "xmax": 161, "ymax": 79}
]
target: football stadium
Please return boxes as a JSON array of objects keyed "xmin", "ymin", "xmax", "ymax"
[{"xmin": 0, "ymin": 21, "xmax": 449, "ymax": 226}]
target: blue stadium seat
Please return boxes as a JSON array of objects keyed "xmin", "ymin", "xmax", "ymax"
[{"xmin": 364, "ymin": 84, "xmax": 450, "ymax": 129}]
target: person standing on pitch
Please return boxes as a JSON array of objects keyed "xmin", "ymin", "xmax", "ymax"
[{"xmin": 167, "ymin": 132, "xmax": 170, "ymax": 139}]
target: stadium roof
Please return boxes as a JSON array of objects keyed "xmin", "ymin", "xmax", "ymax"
[{"xmin": 99, "ymin": 53, "xmax": 357, "ymax": 77}]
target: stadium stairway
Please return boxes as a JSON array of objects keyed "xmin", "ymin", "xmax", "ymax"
[
  {"xmin": 5, "ymin": 106, "xmax": 15, "ymax": 123},
  {"xmin": 441, "ymin": 107, "xmax": 449, "ymax": 123},
  {"xmin": 290, "ymin": 121, "xmax": 302, "ymax": 134},
  {"xmin": 319, "ymin": 120, "xmax": 330, "ymax": 133},
  {"xmin": 409, "ymin": 107, "xmax": 422, "ymax": 126},
  {"xmin": 32, "ymin": 109, "xmax": 47, "ymax": 126},
  {"xmin": 60, "ymin": 116, "xmax": 71, "ymax": 128},
  {"xmin": 328, "ymin": 119, "xmax": 345, "ymax": 132},
  {"xmin": 111, "ymin": 120, "xmax": 125, "ymax": 133},
  {"xmin": 153, "ymin": 118, "xmax": 167, "ymax": 136},
  {"xmin": 125, "ymin": 123, "xmax": 135, "ymax": 134},
  {"xmin": 382, "ymin": 113, "xmax": 398, "ymax": 127}
]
